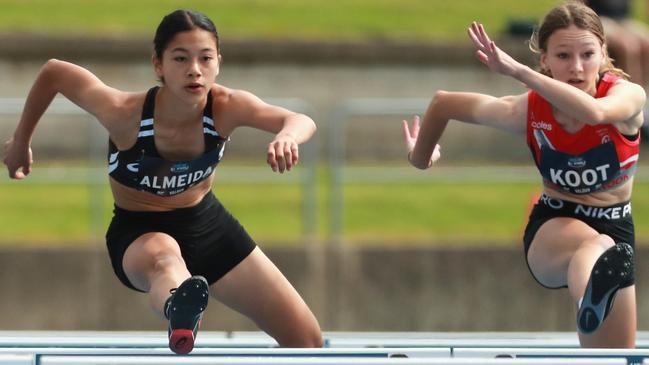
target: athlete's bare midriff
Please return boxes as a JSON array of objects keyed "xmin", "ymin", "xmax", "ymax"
[
  {"xmin": 110, "ymin": 175, "xmax": 214, "ymax": 211},
  {"xmin": 542, "ymin": 176, "xmax": 634, "ymax": 207}
]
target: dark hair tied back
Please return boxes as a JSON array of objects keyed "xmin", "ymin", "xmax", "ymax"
[{"xmin": 153, "ymin": 9, "xmax": 219, "ymax": 59}]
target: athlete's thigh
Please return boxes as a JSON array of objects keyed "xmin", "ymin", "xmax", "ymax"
[
  {"xmin": 122, "ymin": 232, "xmax": 185, "ymax": 291},
  {"xmin": 527, "ymin": 217, "xmax": 599, "ymax": 287},
  {"xmin": 209, "ymin": 247, "xmax": 313, "ymax": 330}
]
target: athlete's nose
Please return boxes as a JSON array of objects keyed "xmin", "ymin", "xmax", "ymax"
[
  {"xmin": 570, "ymin": 57, "xmax": 584, "ymax": 74},
  {"xmin": 187, "ymin": 59, "xmax": 202, "ymax": 78}
]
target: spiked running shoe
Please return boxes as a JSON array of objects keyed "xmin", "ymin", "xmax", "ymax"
[
  {"xmin": 577, "ymin": 243, "xmax": 634, "ymax": 334},
  {"xmin": 167, "ymin": 276, "xmax": 209, "ymax": 354}
]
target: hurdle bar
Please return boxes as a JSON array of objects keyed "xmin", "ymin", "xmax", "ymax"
[
  {"xmin": 36, "ymin": 356, "xmax": 627, "ymax": 365},
  {"xmin": 0, "ymin": 347, "xmax": 449, "ymax": 358},
  {"xmin": 454, "ymin": 348, "xmax": 649, "ymax": 365}
]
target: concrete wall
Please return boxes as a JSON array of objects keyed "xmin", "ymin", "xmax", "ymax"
[
  {"xmin": 0, "ymin": 244, "xmax": 645, "ymax": 332},
  {"xmin": 0, "ymin": 35, "xmax": 536, "ymax": 66}
]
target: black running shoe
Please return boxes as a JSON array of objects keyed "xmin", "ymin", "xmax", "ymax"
[
  {"xmin": 577, "ymin": 243, "xmax": 634, "ymax": 334},
  {"xmin": 166, "ymin": 276, "xmax": 209, "ymax": 354}
]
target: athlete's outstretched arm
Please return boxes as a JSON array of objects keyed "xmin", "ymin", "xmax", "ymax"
[
  {"xmin": 404, "ymin": 90, "xmax": 527, "ymax": 169},
  {"xmin": 469, "ymin": 22, "xmax": 645, "ymax": 130},
  {"xmin": 3, "ymin": 59, "xmax": 130, "ymax": 179},
  {"xmin": 224, "ymin": 89, "xmax": 316, "ymax": 173}
]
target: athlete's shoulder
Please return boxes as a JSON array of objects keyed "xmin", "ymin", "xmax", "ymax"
[
  {"xmin": 601, "ymin": 73, "xmax": 642, "ymax": 92},
  {"xmin": 209, "ymin": 84, "xmax": 234, "ymax": 104},
  {"xmin": 121, "ymin": 90, "xmax": 149, "ymax": 111},
  {"xmin": 209, "ymin": 84, "xmax": 264, "ymax": 114},
  {"xmin": 210, "ymin": 84, "xmax": 258, "ymax": 103},
  {"xmin": 103, "ymin": 90, "xmax": 149, "ymax": 149},
  {"xmin": 102, "ymin": 91, "xmax": 147, "ymax": 124},
  {"xmin": 607, "ymin": 76, "xmax": 645, "ymax": 95}
]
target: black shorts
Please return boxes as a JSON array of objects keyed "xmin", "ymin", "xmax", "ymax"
[
  {"xmin": 106, "ymin": 192, "xmax": 257, "ymax": 292},
  {"xmin": 523, "ymin": 194, "xmax": 635, "ymax": 289}
]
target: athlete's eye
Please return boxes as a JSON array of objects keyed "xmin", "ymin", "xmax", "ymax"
[{"xmin": 174, "ymin": 56, "xmax": 187, "ymax": 62}]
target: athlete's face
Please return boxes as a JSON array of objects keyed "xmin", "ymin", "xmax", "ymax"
[
  {"xmin": 541, "ymin": 25, "xmax": 605, "ymax": 96},
  {"xmin": 153, "ymin": 29, "xmax": 220, "ymax": 102}
]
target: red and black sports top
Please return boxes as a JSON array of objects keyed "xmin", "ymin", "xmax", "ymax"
[{"xmin": 526, "ymin": 73, "xmax": 640, "ymax": 195}]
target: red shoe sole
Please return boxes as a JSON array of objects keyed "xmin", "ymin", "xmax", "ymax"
[{"xmin": 169, "ymin": 329, "xmax": 195, "ymax": 355}]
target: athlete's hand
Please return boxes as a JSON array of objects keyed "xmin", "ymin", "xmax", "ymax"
[
  {"xmin": 468, "ymin": 22, "xmax": 523, "ymax": 78},
  {"xmin": 267, "ymin": 133, "xmax": 298, "ymax": 173},
  {"xmin": 3, "ymin": 137, "xmax": 33, "ymax": 179},
  {"xmin": 402, "ymin": 115, "xmax": 440, "ymax": 169}
]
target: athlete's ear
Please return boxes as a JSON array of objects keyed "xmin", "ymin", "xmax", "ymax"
[
  {"xmin": 540, "ymin": 52, "xmax": 548, "ymax": 70},
  {"xmin": 152, "ymin": 55, "xmax": 163, "ymax": 79},
  {"xmin": 601, "ymin": 44, "xmax": 608, "ymax": 66}
]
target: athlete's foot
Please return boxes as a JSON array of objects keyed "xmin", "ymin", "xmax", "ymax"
[
  {"xmin": 577, "ymin": 243, "xmax": 634, "ymax": 334},
  {"xmin": 166, "ymin": 276, "xmax": 209, "ymax": 354}
]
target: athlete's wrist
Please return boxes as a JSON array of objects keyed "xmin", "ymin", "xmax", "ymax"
[
  {"xmin": 11, "ymin": 131, "xmax": 33, "ymax": 146},
  {"xmin": 512, "ymin": 64, "xmax": 534, "ymax": 84},
  {"xmin": 275, "ymin": 132, "xmax": 297, "ymax": 141}
]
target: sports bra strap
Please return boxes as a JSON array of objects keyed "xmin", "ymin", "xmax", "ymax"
[{"xmin": 141, "ymin": 87, "xmax": 159, "ymax": 121}]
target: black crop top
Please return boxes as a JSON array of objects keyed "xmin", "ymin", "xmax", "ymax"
[{"xmin": 108, "ymin": 87, "xmax": 227, "ymax": 196}]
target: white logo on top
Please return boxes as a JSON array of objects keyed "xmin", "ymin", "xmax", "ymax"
[{"xmin": 531, "ymin": 121, "xmax": 553, "ymax": 131}]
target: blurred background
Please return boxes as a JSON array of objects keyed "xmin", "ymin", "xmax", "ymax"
[{"xmin": 0, "ymin": 0, "xmax": 648, "ymax": 334}]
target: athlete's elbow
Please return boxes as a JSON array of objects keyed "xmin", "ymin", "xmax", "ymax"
[
  {"xmin": 40, "ymin": 59, "xmax": 67, "ymax": 87},
  {"xmin": 42, "ymin": 59, "xmax": 63, "ymax": 73},
  {"xmin": 410, "ymin": 160, "xmax": 431, "ymax": 170},
  {"xmin": 426, "ymin": 90, "xmax": 449, "ymax": 117},
  {"xmin": 301, "ymin": 113, "xmax": 317, "ymax": 138},
  {"xmin": 289, "ymin": 113, "xmax": 316, "ymax": 141},
  {"xmin": 44, "ymin": 58, "xmax": 60, "ymax": 66},
  {"xmin": 583, "ymin": 108, "xmax": 610, "ymax": 126},
  {"xmin": 307, "ymin": 115, "xmax": 317, "ymax": 134},
  {"xmin": 430, "ymin": 90, "xmax": 449, "ymax": 106}
]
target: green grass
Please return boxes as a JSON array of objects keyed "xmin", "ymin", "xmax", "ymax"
[
  {"xmin": 345, "ymin": 181, "xmax": 649, "ymax": 245},
  {"xmin": 344, "ymin": 182, "xmax": 537, "ymax": 243},
  {"xmin": 2, "ymin": 177, "xmax": 648, "ymax": 246},
  {"xmin": 2, "ymin": 0, "xmax": 648, "ymax": 246},
  {"xmin": 0, "ymin": 184, "xmax": 92, "ymax": 244},
  {"xmin": 0, "ymin": 0, "xmax": 560, "ymax": 41},
  {"xmin": 0, "ymin": 182, "xmax": 305, "ymax": 245}
]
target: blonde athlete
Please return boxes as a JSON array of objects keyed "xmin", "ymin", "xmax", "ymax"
[{"xmin": 404, "ymin": 2, "xmax": 643, "ymax": 348}]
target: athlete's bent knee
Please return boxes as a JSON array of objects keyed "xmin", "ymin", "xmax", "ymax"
[
  {"xmin": 583, "ymin": 234, "xmax": 615, "ymax": 253},
  {"xmin": 305, "ymin": 329, "xmax": 324, "ymax": 348},
  {"xmin": 288, "ymin": 327, "xmax": 323, "ymax": 348},
  {"xmin": 151, "ymin": 255, "xmax": 185, "ymax": 277},
  {"xmin": 275, "ymin": 319, "xmax": 323, "ymax": 348}
]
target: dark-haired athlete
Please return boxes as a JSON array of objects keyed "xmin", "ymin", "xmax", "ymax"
[{"xmin": 3, "ymin": 9, "xmax": 322, "ymax": 354}]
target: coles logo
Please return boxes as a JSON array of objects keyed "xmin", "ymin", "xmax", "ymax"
[{"xmin": 531, "ymin": 120, "xmax": 552, "ymax": 131}]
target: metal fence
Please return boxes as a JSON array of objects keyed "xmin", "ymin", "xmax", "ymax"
[{"xmin": 1, "ymin": 97, "xmax": 647, "ymax": 244}]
